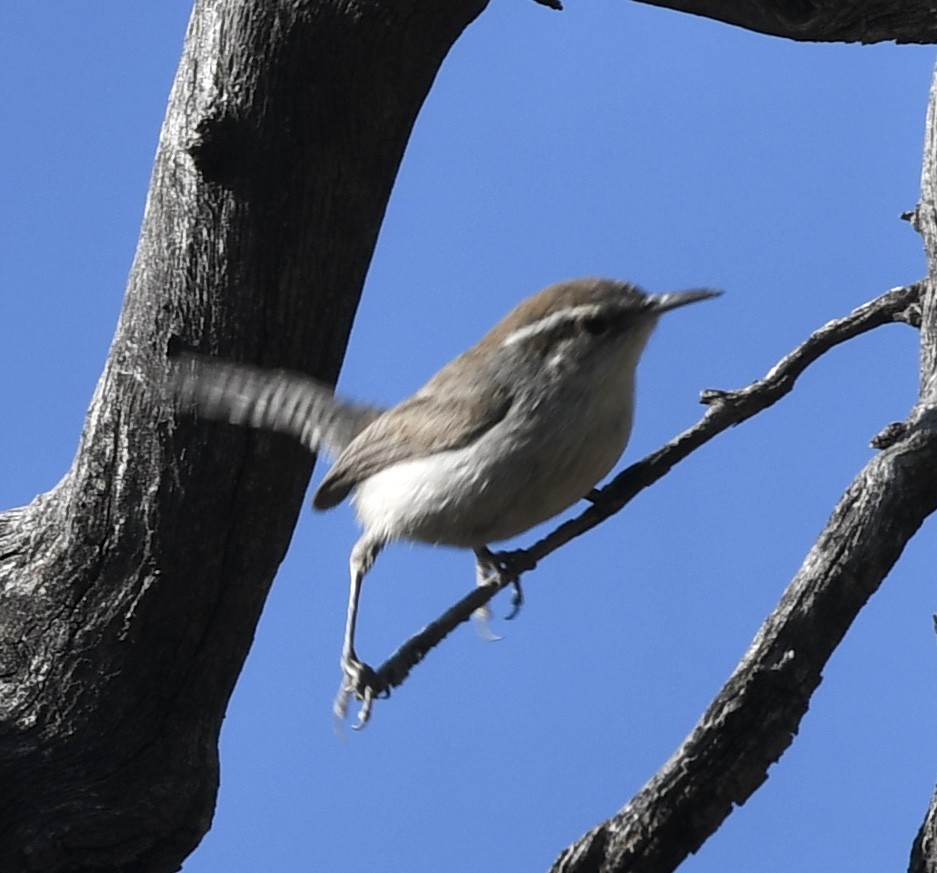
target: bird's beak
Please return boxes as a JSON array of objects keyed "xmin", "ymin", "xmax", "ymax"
[{"xmin": 650, "ymin": 288, "xmax": 722, "ymax": 314}]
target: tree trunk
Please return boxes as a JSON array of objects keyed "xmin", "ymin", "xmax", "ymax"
[{"xmin": 0, "ymin": 2, "xmax": 485, "ymax": 871}]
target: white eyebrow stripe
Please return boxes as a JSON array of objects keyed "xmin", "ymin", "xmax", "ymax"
[{"xmin": 501, "ymin": 304, "xmax": 604, "ymax": 347}]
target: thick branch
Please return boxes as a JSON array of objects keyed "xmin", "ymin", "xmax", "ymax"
[
  {"xmin": 0, "ymin": 2, "xmax": 486, "ymax": 871},
  {"xmin": 549, "ymin": 415, "xmax": 937, "ymax": 873},
  {"xmin": 907, "ymin": 61, "xmax": 937, "ymax": 873},
  {"xmin": 631, "ymin": 0, "xmax": 937, "ymax": 44},
  {"xmin": 368, "ymin": 283, "xmax": 921, "ymax": 699}
]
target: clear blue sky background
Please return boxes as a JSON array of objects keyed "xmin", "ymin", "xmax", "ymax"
[{"xmin": 1, "ymin": 4, "xmax": 935, "ymax": 872}]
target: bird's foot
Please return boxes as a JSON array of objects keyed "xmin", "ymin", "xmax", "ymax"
[
  {"xmin": 333, "ymin": 655, "xmax": 382, "ymax": 731},
  {"xmin": 474, "ymin": 547, "xmax": 525, "ymax": 622}
]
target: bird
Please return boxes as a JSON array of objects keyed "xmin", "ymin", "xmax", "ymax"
[{"xmin": 168, "ymin": 277, "xmax": 720, "ymax": 727}]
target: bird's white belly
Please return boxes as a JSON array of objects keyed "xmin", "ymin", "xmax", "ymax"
[{"xmin": 352, "ymin": 380, "xmax": 634, "ymax": 547}]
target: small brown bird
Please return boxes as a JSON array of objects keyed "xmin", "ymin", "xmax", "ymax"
[{"xmin": 170, "ymin": 278, "xmax": 719, "ymax": 726}]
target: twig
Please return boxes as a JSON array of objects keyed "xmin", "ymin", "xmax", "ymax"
[{"xmin": 368, "ymin": 280, "xmax": 923, "ymax": 700}]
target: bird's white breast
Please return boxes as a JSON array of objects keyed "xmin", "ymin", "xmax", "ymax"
[{"xmin": 351, "ymin": 340, "xmax": 642, "ymax": 549}]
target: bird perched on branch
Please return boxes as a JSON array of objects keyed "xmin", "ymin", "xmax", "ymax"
[{"xmin": 169, "ymin": 277, "xmax": 719, "ymax": 727}]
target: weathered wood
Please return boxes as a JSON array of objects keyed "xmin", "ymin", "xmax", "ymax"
[
  {"xmin": 633, "ymin": 0, "xmax": 937, "ymax": 44},
  {"xmin": 0, "ymin": 2, "xmax": 485, "ymax": 871}
]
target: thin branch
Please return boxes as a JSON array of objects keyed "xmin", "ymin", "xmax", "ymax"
[
  {"xmin": 512, "ymin": 280, "xmax": 923, "ymax": 570},
  {"xmin": 368, "ymin": 281, "xmax": 923, "ymax": 700}
]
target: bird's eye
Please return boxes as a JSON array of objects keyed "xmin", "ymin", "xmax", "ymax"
[{"xmin": 583, "ymin": 316, "xmax": 609, "ymax": 336}]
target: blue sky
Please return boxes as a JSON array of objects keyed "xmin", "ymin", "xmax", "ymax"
[{"xmin": 1, "ymin": 4, "xmax": 935, "ymax": 872}]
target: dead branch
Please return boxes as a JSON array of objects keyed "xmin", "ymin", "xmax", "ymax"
[{"xmin": 370, "ymin": 281, "xmax": 923, "ymax": 704}]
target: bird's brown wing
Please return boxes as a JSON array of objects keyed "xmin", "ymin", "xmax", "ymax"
[{"xmin": 312, "ymin": 384, "xmax": 513, "ymax": 509}]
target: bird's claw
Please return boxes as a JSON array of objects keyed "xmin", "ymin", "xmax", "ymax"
[
  {"xmin": 504, "ymin": 575, "xmax": 524, "ymax": 621},
  {"xmin": 474, "ymin": 548, "xmax": 525, "ymax": 621},
  {"xmin": 333, "ymin": 657, "xmax": 381, "ymax": 730}
]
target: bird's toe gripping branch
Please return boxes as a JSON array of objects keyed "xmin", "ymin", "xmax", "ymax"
[
  {"xmin": 334, "ymin": 655, "xmax": 385, "ymax": 731},
  {"xmin": 474, "ymin": 546, "xmax": 526, "ymax": 621}
]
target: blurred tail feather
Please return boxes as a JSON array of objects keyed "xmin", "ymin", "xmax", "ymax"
[{"xmin": 167, "ymin": 353, "xmax": 383, "ymax": 458}]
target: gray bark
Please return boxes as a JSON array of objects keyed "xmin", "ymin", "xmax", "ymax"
[
  {"xmin": 0, "ymin": 2, "xmax": 485, "ymax": 871},
  {"xmin": 630, "ymin": 0, "xmax": 937, "ymax": 43}
]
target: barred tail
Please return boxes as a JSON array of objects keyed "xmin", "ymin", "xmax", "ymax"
[{"xmin": 167, "ymin": 353, "xmax": 383, "ymax": 458}]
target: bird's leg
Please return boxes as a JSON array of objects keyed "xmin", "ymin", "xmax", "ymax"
[
  {"xmin": 473, "ymin": 546, "xmax": 524, "ymax": 624},
  {"xmin": 333, "ymin": 534, "xmax": 384, "ymax": 730}
]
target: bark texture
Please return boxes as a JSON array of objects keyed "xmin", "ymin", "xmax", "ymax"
[
  {"xmin": 632, "ymin": 0, "xmax": 937, "ymax": 43},
  {"xmin": 0, "ymin": 2, "xmax": 485, "ymax": 871}
]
